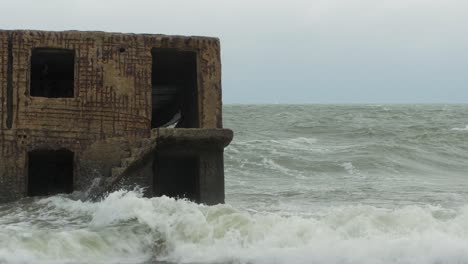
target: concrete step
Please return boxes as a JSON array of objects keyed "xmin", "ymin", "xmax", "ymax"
[
  {"xmin": 130, "ymin": 147, "xmax": 143, "ymax": 157},
  {"xmin": 121, "ymin": 150, "xmax": 132, "ymax": 159},
  {"xmin": 131, "ymin": 138, "xmax": 150, "ymax": 148},
  {"xmin": 111, "ymin": 167, "xmax": 126, "ymax": 178},
  {"xmin": 121, "ymin": 157, "xmax": 135, "ymax": 167},
  {"xmin": 138, "ymin": 138, "xmax": 153, "ymax": 148}
]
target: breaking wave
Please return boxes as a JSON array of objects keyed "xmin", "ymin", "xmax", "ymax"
[{"xmin": 1, "ymin": 189, "xmax": 468, "ymax": 264}]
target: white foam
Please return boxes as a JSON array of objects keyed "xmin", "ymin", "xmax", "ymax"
[
  {"xmin": 261, "ymin": 157, "xmax": 297, "ymax": 177},
  {"xmin": 451, "ymin": 125, "xmax": 468, "ymax": 131},
  {"xmin": 341, "ymin": 162, "xmax": 358, "ymax": 175},
  {"xmin": 2, "ymin": 190, "xmax": 468, "ymax": 263}
]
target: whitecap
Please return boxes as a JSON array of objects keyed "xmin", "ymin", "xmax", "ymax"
[
  {"xmin": 451, "ymin": 125, "xmax": 468, "ymax": 131},
  {"xmin": 340, "ymin": 162, "xmax": 358, "ymax": 175}
]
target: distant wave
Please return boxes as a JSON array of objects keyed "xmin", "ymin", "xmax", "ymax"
[
  {"xmin": 340, "ymin": 162, "xmax": 359, "ymax": 175},
  {"xmin": 233, "ymin": 137, "xmax": 318, "ymax": 148},
  {"xmin": 451, "ymin": 125, "xmax": 468, "ymax": 131}
]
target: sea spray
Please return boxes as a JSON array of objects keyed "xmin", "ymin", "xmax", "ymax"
[{"xmin": 1, "ymin": 189, "xmax": 468, "ymax": 263}]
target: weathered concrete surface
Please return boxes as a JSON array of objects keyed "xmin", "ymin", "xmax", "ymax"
[{"xmin": 0, "ymin": 30, "xmax": 228, "ymax": 203}]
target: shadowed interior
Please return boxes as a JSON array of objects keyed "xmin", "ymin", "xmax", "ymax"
[
  {"xmin": 151, "ymin": 48, "xmax": 198, "ymax": 128},
  {"xmin": 153, "ymin": 152, "xmax": 200, "ymax": 202},
  {"xmin": 30, "ymin": 48, "xmax": 75, "ymax": 98},
  {"xmin": 27, "ymin": 149, "xmax": 74, "ymax": 196}
]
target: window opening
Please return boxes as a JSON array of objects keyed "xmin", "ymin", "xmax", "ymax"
[{"xmin": 30, "ymin": 48, "xmax": 75, "ymax": 98}]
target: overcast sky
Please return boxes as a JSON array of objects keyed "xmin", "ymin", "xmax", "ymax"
[{"xmin": 3, "ymin": 0, "xmax": 468, "ymax": 103}]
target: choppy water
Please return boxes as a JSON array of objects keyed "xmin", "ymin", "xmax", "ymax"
[{"xmin": 2, "ymin": 105, "xmax": 468, "ymax": 264}]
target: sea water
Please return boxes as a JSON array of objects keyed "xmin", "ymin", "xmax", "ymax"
[{"xmin": 1, "ymin": 104, "xmax": 468, "ymax": 264}]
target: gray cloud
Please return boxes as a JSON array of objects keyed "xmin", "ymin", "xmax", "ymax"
[{"xmin": 3, "ymin": 0, "xmax": 468, "ymax": 103}]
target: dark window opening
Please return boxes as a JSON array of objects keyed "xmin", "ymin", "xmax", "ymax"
[
  {"xmin": 151, "ymin": 48, "xmax": 199, "ymax": 128},
  {"xmin": 30, "ymin": 48, "xmax": 75, "ymax": 98},
  {"xmin": 28, "ymin": 149, "xmax": 74, "ymax": 197},
  {"xmin": 153, "ymin": 153, "xmax": 200, "ymax": 202}
]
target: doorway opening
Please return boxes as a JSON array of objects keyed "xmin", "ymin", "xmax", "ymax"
[
  {"xmin": 27, "ymin": 149, "xmax": 74, "ymax": 196},
  {"xmin": 151, "ymin": 48, "xmax": 198, "ymax": 128},
  {"xmin": 153, "ymin": 152, "xmax": 200, "ymax": 202}
]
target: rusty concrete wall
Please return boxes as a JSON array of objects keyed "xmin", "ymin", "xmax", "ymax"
[
  {"xmin": 0, "ymin": 31, "xmax": 23, "ymax": 201},
  {"xmin": 0, "ymin": 30, "xmax": 223, "ymax": 202}
]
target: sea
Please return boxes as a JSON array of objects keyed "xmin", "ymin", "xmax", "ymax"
[{"xmin": 1, "ymin": 104, "xmax": 468, "ymax": 264}]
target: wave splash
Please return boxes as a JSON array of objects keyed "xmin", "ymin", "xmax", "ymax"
[{"xmin": 1, "ymin": 189, "xmax": 468, "ymax": 264}]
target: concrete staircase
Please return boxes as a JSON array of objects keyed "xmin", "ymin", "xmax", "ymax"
[
  {"xmin": 84, "ymin": 136, "xmax": 155, "ymax": 200},
  {"xmin": 93, "ymin": 128, "xmax": 233, "ymax": 200},
  {"xmin": 106, "ymin": 136, "xmax": 156, "ymax": 190},
  {"xmin": 110, "ymin": 138, "xmax": 151, "ymax": 178}
]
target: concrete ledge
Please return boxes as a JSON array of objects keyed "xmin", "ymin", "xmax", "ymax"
[{"xmin": 152, "ymin": 128, "xmax": 233, "ymax": 148}]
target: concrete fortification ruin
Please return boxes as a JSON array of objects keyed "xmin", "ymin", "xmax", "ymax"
[{"xmin": 0, "ymin": 30, "xmax": 232, "ymax": 205}]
